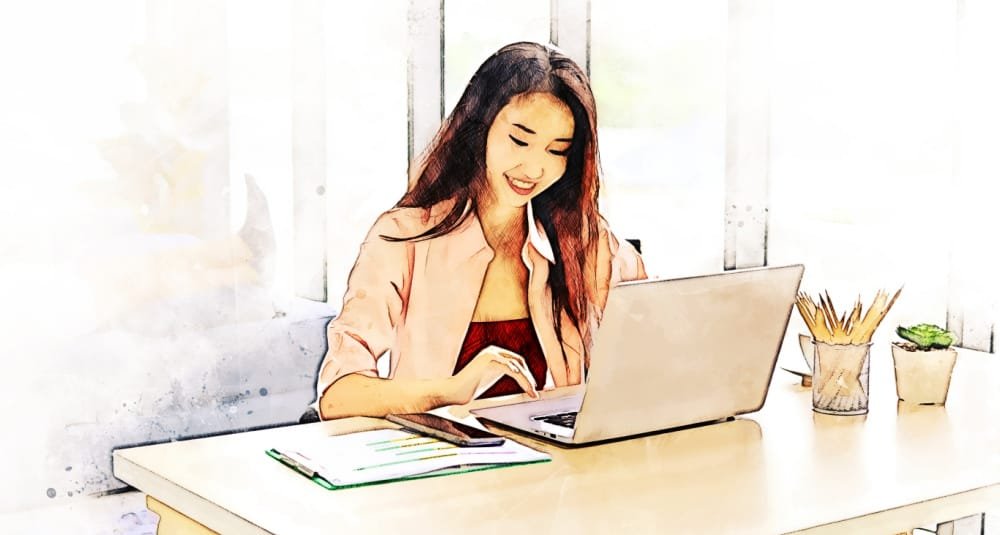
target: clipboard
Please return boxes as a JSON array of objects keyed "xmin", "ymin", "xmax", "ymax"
[{"xmin": 266, "ymin": 428, "xmax": 550, "ymax": 490}]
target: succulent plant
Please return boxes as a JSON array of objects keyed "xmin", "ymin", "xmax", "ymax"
[{"xmin": 896, "ymin": 324, "xmax": 956, "ymax": 351}]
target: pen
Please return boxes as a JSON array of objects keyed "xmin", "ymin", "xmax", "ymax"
[{"xmin": 274, "ymin": 450, "xmax": 317, "ymax": 478}]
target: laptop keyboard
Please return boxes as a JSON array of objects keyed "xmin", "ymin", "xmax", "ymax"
[{"xmin": 531, "ymin": 411, "xmax": 578, "ymax": 428}]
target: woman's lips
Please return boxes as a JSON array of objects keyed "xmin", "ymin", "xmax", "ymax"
[{"xmin": 506, "ymin": 174, "xmax": 537, "ymax": 195}]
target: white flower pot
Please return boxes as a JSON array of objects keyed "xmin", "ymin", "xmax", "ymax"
[{"xmin": 891, "ymin": 343, "xmax": 958, "ymax": 405}]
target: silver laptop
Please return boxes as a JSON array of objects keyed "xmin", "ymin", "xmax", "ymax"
[{"xmin": 471, "ymin": 264, "xmax": 804, "ymax": 445}]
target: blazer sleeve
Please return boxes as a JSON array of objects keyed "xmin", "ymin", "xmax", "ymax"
[
  {"xmin": 314, "ymin": 211, "xmax": 410, "ymax": 405},
  {"xmin": 594, "ymin": 217, "xmax": 649, "ymax": 310},
  {"xmin": 576, "ymin": 218, "xmax": 648, "ymax": 378},
  {"xmin": 608, "ymin": 231, "xmax": 647, "ymax": 285}
]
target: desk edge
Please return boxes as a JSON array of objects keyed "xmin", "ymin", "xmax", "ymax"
[{"xmin": 112, "ymin": 450, "xmax": 271, "ymax": 535}]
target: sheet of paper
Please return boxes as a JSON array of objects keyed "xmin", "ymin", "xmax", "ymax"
[{"xmin": 277, "ymin": 429, "xmax": 548, "ymax": 486}]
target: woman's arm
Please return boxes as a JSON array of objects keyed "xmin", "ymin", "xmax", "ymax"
[
  {"xmin": 320, "ymin": 346, "xmax": 539, "ymax": 419},
  {"xmin": 319, "ymin": 373, "xmax": 460, "ymax": 419},
  {"xmin": 593, "ymin": 217, "xmax": 649, "ymax": 312},
  {"xmin": 315, "ymin": 210, "xmax": 413, "ymax": 419},
  {"xmin": 607, "ymin": 227, "xmax": 647, "ymax": 283}
]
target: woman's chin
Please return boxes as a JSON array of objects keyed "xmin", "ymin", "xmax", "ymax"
[
  {"xmin": 488, "ymin": 189, "xmax": 532, "ymax": 209},
  {"xmin": 505, "ymin": 195, "xmax": 532, "ymax": 208}
]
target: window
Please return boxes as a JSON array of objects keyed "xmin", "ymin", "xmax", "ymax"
[
  {"xmin": 590, "ymin": 0, "xmax": 728, "ymax": 278},
  {"xmin": 0, "ymin": 1, "xmax": 147, "ymax": 341},
  {"xmin": 324, "ymin": 1, "xmax": 408, "ymax": 303},
  {"xmin": 767, "ymin": 1, "xmax": 955, "ymax": 330},
  {"xmin": 229, "ymin": 1, "xmax": 294, "ymax": 297},
  {"xmin": 444, "ymin": 0, "xmax": 549, "ymax": 115}
]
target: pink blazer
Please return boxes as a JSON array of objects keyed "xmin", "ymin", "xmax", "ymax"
[{"xmin": 314, "ymin": 199, "xmax": 647, "ymax": 406}]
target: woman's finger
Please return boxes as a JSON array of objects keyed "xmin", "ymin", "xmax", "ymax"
[
  {"xmin": 486, "ymin": 351, "xmax": 521, "ymax": 377},
  {"xmin": 490, "ymin": 347, "xmax": 535, "ymax": 387},
  {"xmin": 478, "ymin": 346, "xmax": 538, "ymax": 397},
  {"xmin": 507, "ymin": 357, "xmax": 535, "ymax": 388},
  {"xmin": 493, "ymin": 355, "xmax": 538, "ymax": 398},
  {"xmin": 503, "ymin": 363, "xmax": 539, "ymax": 398}
]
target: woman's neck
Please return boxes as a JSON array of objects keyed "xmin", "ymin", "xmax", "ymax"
[{"xmin": 477, "ymin": 197, "xmax": 528, "ymax": 253}]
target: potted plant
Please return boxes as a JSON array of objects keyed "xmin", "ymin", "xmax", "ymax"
[{"xmin": 891, "ymin": 324, "xmax": 958, "ymax": 405}]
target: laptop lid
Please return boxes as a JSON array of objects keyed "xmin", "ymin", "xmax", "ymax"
[{"xmin": 568, "ymin": 264, "xmax": 804, "ymax": 443}]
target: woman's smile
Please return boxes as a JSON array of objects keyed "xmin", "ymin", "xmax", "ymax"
[{"xmin": 505, "ymin": 174, "xmax": 537, "ymax": 195}]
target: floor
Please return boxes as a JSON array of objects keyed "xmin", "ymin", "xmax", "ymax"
[
  {"xmin": 0, "ymin": 492, "xmax": 158, "ymax": 535},
  {"xmin": 1, "ymin": 490, "xmax": 996, "ymax": 534}
]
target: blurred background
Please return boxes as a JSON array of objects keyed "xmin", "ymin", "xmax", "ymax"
[{"xmin": 0, "ymin": 0, "xmax": 997, "ymax": 524}]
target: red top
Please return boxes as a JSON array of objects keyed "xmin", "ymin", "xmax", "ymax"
[{"xmin": 453, "ymin": 318, "xmax": 548, "ymax": 398}]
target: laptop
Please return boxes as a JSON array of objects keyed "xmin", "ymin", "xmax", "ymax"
[{"xmin": 471, "ymin": 264, "xmax": 804, "ymax": 445}]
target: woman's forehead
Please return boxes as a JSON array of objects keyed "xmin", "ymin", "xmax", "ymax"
[{"xmin": 497, "ymin": 92, "xmax": 574, "ymax": 139}]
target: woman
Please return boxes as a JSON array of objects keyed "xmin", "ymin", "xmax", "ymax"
[{"xmin": 316, "ymin": 42, "xmax": 646, "ymax": 420}]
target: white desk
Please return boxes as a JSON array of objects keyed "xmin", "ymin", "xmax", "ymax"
[{"xmin": 114, "ymin": 342, "xmax": 1000, "ymax": 534}]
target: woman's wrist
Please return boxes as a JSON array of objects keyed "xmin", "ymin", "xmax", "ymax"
[
  {"xmin": 322, "ymin": 374, "xmax": 469, "ymax": 418},
  {"xmin": 438, "ymin": 375, "xmax": 471, "ymax": 407}
]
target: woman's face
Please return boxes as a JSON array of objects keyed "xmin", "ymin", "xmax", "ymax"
[{"xmin": 484, "ymin": 92, "xmax": 575, "ymax": 209}]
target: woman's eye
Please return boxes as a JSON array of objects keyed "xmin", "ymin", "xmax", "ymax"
[
  {"xmin": 509, "ymin": 135, "xmax": 528, "ymax": 147},
  {"xmin": 549, "ymin": 149, "xmax": 569, "ymax": 156}
]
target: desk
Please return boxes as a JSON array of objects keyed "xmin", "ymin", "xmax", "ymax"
[{"xmin": 113, "ymin": 342, "xmax": 1000, "ymax": 534}]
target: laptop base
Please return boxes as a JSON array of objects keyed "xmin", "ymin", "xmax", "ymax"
[{"xmin": 476, "ymin": 413, "xmax": 738, "ymax": 448}]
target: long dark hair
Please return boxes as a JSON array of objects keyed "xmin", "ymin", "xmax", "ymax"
[{"xmin": 389, "ymin": 42, "xmax": 602, "ymax": 346}]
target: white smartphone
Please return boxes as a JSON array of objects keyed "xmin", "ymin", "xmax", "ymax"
[{"xmin": 385, "ymin": 413, "xmax": 505, "ymax": 447}]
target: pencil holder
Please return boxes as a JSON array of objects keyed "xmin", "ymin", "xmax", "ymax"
[{"xmin": 811, "ymin": 341, "xmax": 872, "ymax": 415}]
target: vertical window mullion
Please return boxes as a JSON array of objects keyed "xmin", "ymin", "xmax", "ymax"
[
  {"xmin": 724, "ymin": 0, "xmax": 772, "ymax": 270},
  {"xmin": 292, "ymin": 0, "xmax": 328, "ymax": 301},
  {"xmin": 408, "ymin": 0, "xmax": 445, "ymax": 189},
  {"xmin": 948, "ymin": 0, "xmax": 998, "ymax": 352},
  {"xmin": 550, "ymin": 0, "xmax": 591, "ymax": 76}
]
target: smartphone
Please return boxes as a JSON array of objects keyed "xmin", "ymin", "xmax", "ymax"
[{"xmin": 385, "ymin": 413, "xmax": 505, "ymax": 447}]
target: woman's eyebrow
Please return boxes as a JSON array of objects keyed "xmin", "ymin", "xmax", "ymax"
[{"xmin": 512, "ymin": 122, "xmax": 572, "ymax": 143}]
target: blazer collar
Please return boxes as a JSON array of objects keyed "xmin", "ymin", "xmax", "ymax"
[
  {"xmin": 526, "ymin": 200, "xmax": 556, "ymax": 264},
  {"xmin": 436, "ymin": 198, "xmax": 557, "ymax": 266},
  {"xmin": 436, "ymin": 200, "xmax": 492, "ymax": 268}
]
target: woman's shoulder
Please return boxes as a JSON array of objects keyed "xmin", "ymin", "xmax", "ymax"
[
  {"xmin": 372, "ymin": 197, "xmax": 466, "ymax": 238},
  {"xmin": 593, "ymin": 212, "xmax": 619, "ymax": 246},
  {"xmin": 593, "ymin": 213, "xmax": 642, "ymax": 263},
  {"xmin": 592, "ymin": 212, "xmax": 647, "ymax": 282}
]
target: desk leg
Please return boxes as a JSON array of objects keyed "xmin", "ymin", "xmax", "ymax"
[
  {"xmin": 145, "ymin": 495, "xmax": 219, "ymax": 535},
  {"xmin": 937, "ymin": 513, "xmax": 985, "ymax": 535}
]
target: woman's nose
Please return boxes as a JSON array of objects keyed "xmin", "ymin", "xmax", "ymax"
[{"xmin": 520, "ymin": 159, "xmax": 544, "ymax": 181}]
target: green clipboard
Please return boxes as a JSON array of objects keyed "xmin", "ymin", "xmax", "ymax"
[{"xmin": 265, "ymin": 448, "xmax": 550, "ymax": 491}]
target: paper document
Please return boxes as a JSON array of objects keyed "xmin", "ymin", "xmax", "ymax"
[{"xmin": 272, "ymin": 428, "xmax": 549, "ymax": 487}]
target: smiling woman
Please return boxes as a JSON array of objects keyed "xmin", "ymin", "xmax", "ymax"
[
  {"xmin": 314, "ymin": 42, "xmax": 647, "ymax": 420},
  {"xmin": 485, "ymin": 92, "xmax": 574, "ymax": 202}
]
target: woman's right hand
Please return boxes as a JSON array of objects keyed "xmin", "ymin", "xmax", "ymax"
[{"xmin": 449, "ymin": 345, "xmax": 539, "ymax": 405}]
